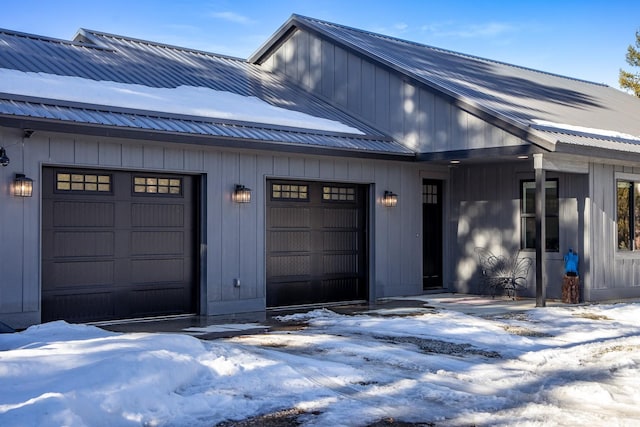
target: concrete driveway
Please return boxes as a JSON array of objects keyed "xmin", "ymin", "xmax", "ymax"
[{"xmin": 97, "ymin": 293, "xmax": 566, "ymax": 338}]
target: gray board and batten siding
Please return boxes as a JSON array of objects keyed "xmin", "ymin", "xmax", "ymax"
[
  {"xmin": 0, "ymin": 125, "xmax": 425, "ymax": 328},
  {"xmin": 254, "ymin": 25, "xmax": 532, "ymax": 158},
  {"xmin": 591, "ymin": 163, "xmax": 640, "ymax": 301},
  {"xmin": 448, "ymin": 161, "xmax": 589, "ymax": 300}
]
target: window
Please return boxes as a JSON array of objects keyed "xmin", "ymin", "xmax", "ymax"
[
  {"xmin": 322, "ymin": 186, "xmax": 355, "ymax": 202},
  {"xmin": 423, "ymin": 183, "xmax": 438, "ymax": 205},
  {"xmin": 271, "ymin": 183, "xmax": 308, "ymax": 200},
  {"xmin": 56, "ymin": 172, "xmax": 111, "ymax": 192},
  {"xmin": 133, "ymin": 176, "xmax": 182, "ymax": 195},
  {"xmin": 521, "ymin": 180, "xmax": 559, "ymax": 252},
  {"xmin": 617, "ymin": 180, "xmax": 640, "ymax": 250}
]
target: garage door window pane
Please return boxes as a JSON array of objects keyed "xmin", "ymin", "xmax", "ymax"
[
  {"xmin": 323, "ymin": 186, "xmax": 356, "ymax": 201},
  {"xmin": 272, "ymin": 183, "xmax": 308, "ymax": 200},
  {"xmin": 57, "ymin": 172, "xmax": 111, "ymax": 193},
  {"xmin": 133, "ymin": 176, "xmax": 182, "ymax": 195}
]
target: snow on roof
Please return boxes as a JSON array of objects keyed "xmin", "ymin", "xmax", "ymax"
[{"xmin": 0, "ymin": 68, "xmax": 364, "ymax": 135}]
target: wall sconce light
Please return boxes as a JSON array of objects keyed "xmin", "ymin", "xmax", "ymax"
[
  {"xmin": 0, "ymin": 147, "xmax": 9, "ymax": 167},
  {"xmin": 382, "ymin": 191, "xmax": 398, "ymax": 207},
  {"xmin": 232, "ymin": 184, "xmax": 251, "ymax": 203},
  {"xmin": 13, "ymin": 173, "xmax": 33, "ymax": 197}
]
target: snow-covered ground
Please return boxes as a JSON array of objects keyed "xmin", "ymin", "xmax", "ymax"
[{"xmin": 1, "ymin": 300, "xmax": 640, "ymax": 426}]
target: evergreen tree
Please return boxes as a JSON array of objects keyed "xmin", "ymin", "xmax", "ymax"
[{"xmin": 620, "ymin": 30, "xmax": 640, "ymax": 97}]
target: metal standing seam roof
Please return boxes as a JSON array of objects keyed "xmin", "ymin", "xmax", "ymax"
[
  {"xmin": 0, "ymin": 95, "xmax": 412, "ymax": 156},
  {"xmin": 255, "ymin": 15, "xmax": 640, "ymax": 155},
  {"xmin": 0, "ymin": 26, "xmax": 414, "ymax": 156}
]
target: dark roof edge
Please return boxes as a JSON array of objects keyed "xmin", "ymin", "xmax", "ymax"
[
  {"xmin": 417, "ymin": 145, "xmax": 537, "ymax": 162},
  {"xmin": 249, "ymin": 15, "xmax": 557, "ymax": 153},
  {"xmin": 0, "ymin": 92, "xmax": 391, "ymax": 141},
  {"xmin": 554, "ymin": 140, "xmax": 640, "ymax": 164},
  {"xmin": 0, "ymin": 115, "xmax": 415, "ymax": 161},
  {"xmin": 249, "ymin": 15, "xmax": 299, "ymax": 64}
]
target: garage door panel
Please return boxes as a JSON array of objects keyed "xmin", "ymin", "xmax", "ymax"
[
  {"xmin": 269, "ymin": 207, "xmax": 310, "ymax": 228},
  {"xmin": 130, "ymin": 231, "xmax": 185, "ymax": 255},
  {"xmin": 53, "ymin": 201, "xmax": 115, "ymax": 227},
  {"xmin": 42, "ymin": 168, "xmax": 197, "ymax": 323},
  {"xmin": 321, "ymin": 278, "xmax": 364, "ymax": 301},
  {"xmin": 269, "ymin": 231, "xmax": 311, "ymax": 252},
  {"xmin": 323, "ymin": 231, "xmax": 358, "ymax": 251},
  {"xmin": 269, "ymin": 255, "xmax": 312, "ymax": 277},
  {"xmin": 54, "ymin": 231, "xmax": 115, "ymax": 258},
  {"xmin": 132, "ymin": 203, "xmax": 184, "ymax": 227},
  {"xmin": 129, "ymin": 287, "xmax": 191, "ymax": 315},
  {"xmin": 267, "ymin": 180, "xmax": 367, "ymax": 307},
  {"xmin": 43, "ymin": 292, "xmax": 115, "ymax": 322},
  {"xmin": 323, "ymin": 208, "xmax": 359, "ymax": 228},
  {"xmin": 50, "ymin": 260, "xmax": 115, "ymax": 287},
  {"xmin": 322, "ymin": 254, "xmax": 358, "ymax": 275},
  {"xmin": 267, "ymin": 281, "xmax": 315, "ymax": 307},
  {"xmin": 130, "ymin": 258, "xmax": 185, "ymax": 283}
]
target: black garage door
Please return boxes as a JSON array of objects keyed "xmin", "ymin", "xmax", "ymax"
[
  {"xmin": 266, "ymin": 180, "xmax": 368, "ymax": 307},
  {"xmin": 42, "ymin": 168, "xmax": 198, "ymax": 323}
]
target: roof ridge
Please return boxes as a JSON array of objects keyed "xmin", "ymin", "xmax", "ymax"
[
  {"xmin": 0, "ymin": 27, "xmax": 110, "ymax": 51},
  {"xmin": 293, "ymin": 15, "xmax": 608, "ymax": 88},
  {"xmin": 78, "ymin": 28, "xmax": 248, "ymax": 62}
]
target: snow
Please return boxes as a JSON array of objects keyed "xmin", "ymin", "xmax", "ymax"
[
  {"xmin": 2, "ymin": 302, "xmax": 640, "ymax": 426},
  {"xmin": 531, "ymin": 119, "xmax": 640, "ymax": 142},
  {"xmin": 0, "ymin": 68, "xmax": 363, "ymax": 134}
]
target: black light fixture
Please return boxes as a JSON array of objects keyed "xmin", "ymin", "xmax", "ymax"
[
  {"xmin": 382, "ymin": 190, "xmax": 398, "ymax": 207},
  {"xmin": 0, "ymin": 147, "xmax": 9, "ymax": 167},
  {"xmin": 13, "ymin": 173, "xmax": 33, "ymax": 197},
  {"xmin": 232, "ymin": 184, "xmax": 251, "ymax": 203}
]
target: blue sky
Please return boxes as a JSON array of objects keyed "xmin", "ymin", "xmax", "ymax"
[{"xmin": 1, "ymin": 0, "xmax": 638, "ymax": 89}]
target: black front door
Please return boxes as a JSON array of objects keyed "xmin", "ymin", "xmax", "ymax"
[{"xmin": 423, "ymin": 179, "xmax": 443, "ymax": 289}]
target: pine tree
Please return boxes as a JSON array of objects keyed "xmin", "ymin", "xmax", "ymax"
[{"xmin": 620, "ymin": 30, "xmax": 640, "ymax": 97}]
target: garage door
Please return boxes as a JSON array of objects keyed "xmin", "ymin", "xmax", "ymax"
[
  {"xmin": 266, "ymin": 180, "xmax": 368, "ymax": 307},
  {"xmin": 42, "ymin": 168, "xmax": 197, "ymax": 323}
]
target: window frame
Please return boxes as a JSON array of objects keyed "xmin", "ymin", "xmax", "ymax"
[
  {"xmin": 520, "ymin": 178, "xmax": 559, "ymax": 252},
  {"xmin": 615, "ymin": 175, "xmax": 640, "ymax": 252}
]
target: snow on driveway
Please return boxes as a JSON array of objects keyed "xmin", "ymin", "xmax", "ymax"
[{"xmin": 1, "ymin": 303, "xmax": 639, "ymax": 426}]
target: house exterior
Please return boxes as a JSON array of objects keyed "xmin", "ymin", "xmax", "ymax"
[{"xmin": 2, "ymin": 15, "xmax": 640, "ymax": 329}]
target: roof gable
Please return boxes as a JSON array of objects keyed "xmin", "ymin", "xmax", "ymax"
[{"xmin": 252, "ymin": 15, "xmax": 640, "ymax": 155}]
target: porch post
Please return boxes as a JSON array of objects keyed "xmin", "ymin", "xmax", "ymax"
[{"xmin": 534, "ymin": 154, "xmax": 546, "ymax": 307}]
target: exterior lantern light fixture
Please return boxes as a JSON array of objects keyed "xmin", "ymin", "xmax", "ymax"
[
  {"xmin": 0, "ymin": 147, "xmax": 9, "ymax": 167},
  {"xmin": 13, "ymin": 173, "xmax": 33, "ymax": 197},
  {"xmin": 232, "ymin": 184, "xmax": 252, "ymax": 203},
  {"xmin": 382, "ymin": 190, "xmax": 398, "ymax": 207}
]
